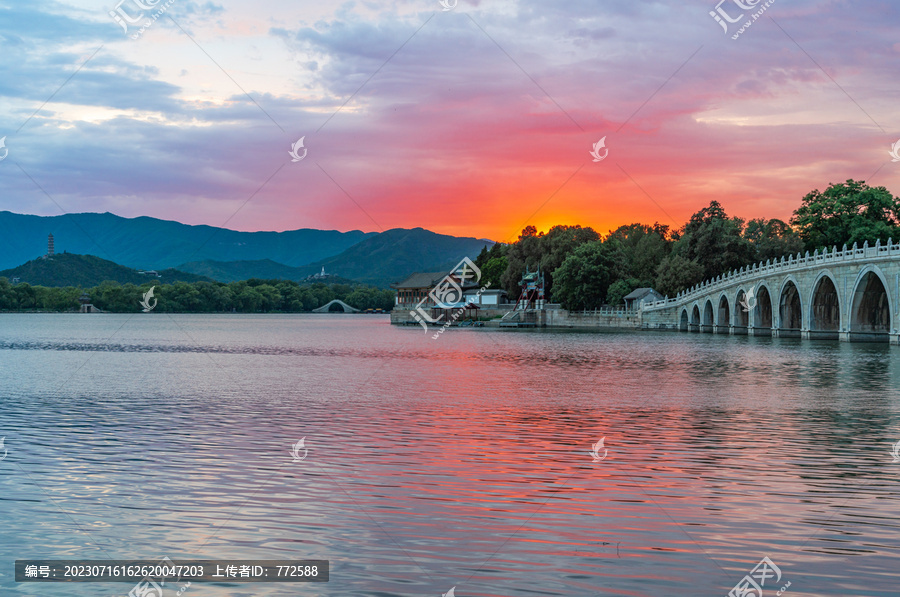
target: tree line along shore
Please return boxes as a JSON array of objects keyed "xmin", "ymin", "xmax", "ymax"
[
  {"xmin": 0, "ymin": 279, "xmax": 395, "ymax": 313},
  {"xmin": 2, "ymin": 179, "xmax": 897, "ymax": 314},
  {"xmin": 472, "ymin": 179, "xmax": 900, "ymax": 310}
]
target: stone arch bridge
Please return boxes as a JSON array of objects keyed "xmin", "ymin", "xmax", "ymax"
[
  {"xmin": 312, "ymin": 299, "xmax": 359, "ymax": 313},
  {"xmin": 640, "ymin": 240, "xmax": 900, "ymax": 344}
]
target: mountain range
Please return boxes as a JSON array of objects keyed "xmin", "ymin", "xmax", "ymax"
[
  {"xmin": 0, "ymin": 211, "xmax": 372, "ymax": 270},
  {"xmin": 0, "ymin": 212, "xmax": 493, "ymax": 287},
  {"xmin": 0, "ymin": 253, "xmax": 213, "ymax": 287},
  {"xmin": 290, "ymin": 227, "xmax": 494, "ymax": 286}
]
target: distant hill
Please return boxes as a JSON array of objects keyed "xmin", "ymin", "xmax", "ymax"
[
  {"xmin": 0, "ymin": 211, "xmax": 374, "ymax": 271},
  {"xmin": 294, "ymin": 228, "xmax": 492, "ymax": 287},
  {"xmin": 177, "ymin": 259, "xmax": 308, "ymax": 283},
  {"xmin": 178, "ymin": 230, "xmax": 492, "ymax": 287},
  {"xmin": 176, "ymin": 259, "xmax": 369, "ymax": 285},
  {"xmin": 0, "ymin": 211, "xmax": 497, "ymax": 287},
  {"xmin": 298, "ymin": 275, "xmax": 360, "ymax": 286},
  {"xmin": 0, "ymin": 253, "xmax": 214, "ymax": 287}
]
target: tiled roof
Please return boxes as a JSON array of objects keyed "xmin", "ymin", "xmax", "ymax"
[
  {"xmin": 622, "ymin": 287, "xmax": 658, "ymax": 300},
  {"xmin": 390, "ymin": 271, "xmax": 450, "ymax": 289}
]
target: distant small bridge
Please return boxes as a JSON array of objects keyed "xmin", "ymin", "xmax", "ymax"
[
  {"xmin": 641, "ymin": 240, "xmax": 900, "ymax": 344},
  {"xmin": 312, "ymin": 299, "xmax": 360, "ymax": 313}
]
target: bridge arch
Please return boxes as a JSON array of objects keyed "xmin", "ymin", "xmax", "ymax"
[
  {"xmin": 808, "ymin": 270, "xmax": 840, "ymax": 338},
  {"xmin": 849, "ymin": 265, "xmax": 892, "ymax": 340},
  {"xmin": 312, "ymin": 299, "xmax": 360, "ymax": 313},
  {"xmin": 679, "ymin": 308, "xmax": 689, "ymax": 331},
  {"xmin": 753, "ymin": 283, "xmax": 773, "ymax": 333},
  {"xmin": 716, "ymin": 294, "xmax": 730, "ymax": 331},
  {"xmin": 778, "ymin": 276, "xmax": 803, "ymax": 337},
  {"xmin": 640, "ymin": 243, "xmax": 900, "ymax": 344},
  {"xmin": 702, "ymin": 299, "xmax": 714, "ymax": 332},
  {"xmin": 733, "ymin": 288, "xmax": 750, "ymax": 329}
]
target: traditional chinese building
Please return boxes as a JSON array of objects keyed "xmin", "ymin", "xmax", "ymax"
[
  {"xmin": 391, "ymin": 263, "xmax": 486, "ymax": 309},
  {"xmin": 513, "ymin": 268, "xmax": 546, "ymax": 310},
  {"xmin": 463, "ymin": 288, "xmax": 508, "ymax": 306},
  {"xmin": 391, "ymin": 271, "xmax": 453, "ymax": 308},
  {"xmin": 306, "ymin": 266, "xmax": 331, "ymax": 281},
  {"xmin": 78, "ymin": 292, "xmax": 98, "ymax": 313},
  {"xmin": 622, "ymin": 287, "xmax": 664, "ymax": 311}
]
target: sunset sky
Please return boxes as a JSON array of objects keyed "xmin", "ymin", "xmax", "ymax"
[{"xmin": 1, "ymin": 0, "xmax": 899, "ymax": 242}]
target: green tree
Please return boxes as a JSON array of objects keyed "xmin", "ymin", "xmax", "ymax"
[
  {"xmin": 538, "ymin": 225, "xmax": 601, "ymax": 297},
  {"xmin": 655, "ymin": 254, "xmax": 705, "ymax": 296},
  {"xmin": 298, "ymin": 289, "xmax": 319, "ymax": 311},
  {"xmin": 36, "ymin": 286, "xmax": 81, "ymax": 311},
  {"xmin": 13, "ymin": 283, "xmax": 37, "ymax": 310},
  {"xmin": 673, "ymin": 200, "xmax": 753, "ymax": 282},
  {"xmin": 605, "ymin": 222, "xmax": 673, "ymax": 286},
  {"xmin": 345, "ymin": 288, "xmax": 376, "ymax": 310},
  {"xmin": 480, "ymin": 256, "xmax": 507, "ymax": 289},
  {"xmin": 790, "ymin": 179, "xmax": 900, "ymax": 250},
  {"xmin": 475, "ymin": 242, "xmax": 505, "ymax": 266},
  {"xmin": 550, "ymin": 240, "xmax": 620, "ymax": 310},
  {"xmin": 501, "ymin": 225, "xmax": 599, "ymax": 299},
  {"xmin": 254, "ymin": 284, "xmax": 282, "ymax": 312},
  {"xmin": 309, "ymin": 283, "xmax": 336, "ymax": 309},
  {"xmin": 744, "ymin": 218, "xmax": 803, "ymax": 262},
  {"xmin": 378, "ymin": 289, "xmax": 396, "ymax": 310},
  {"xmin": 606, "ymin": 277, "xmax": 642, "ymax": 307},
  {"xmin": 234, "ymin": 286, "xmax": 264, "ymax": 312},
  {"xmin": 277, "ymin": 284, "xmax": 305, "ymax": 312},
  {"xmin": 196, "ymin": 282, "xmax": 234, "ymax": 312},
  {"xmin": 164, "ymin": 282, "xmax": 203, "ymax": 312},
  {"xmin": 501, "ymin": 227, "xmax": 544, "ymax": 297},
  {"xmin": 0, "ymin": 278, "xmax": 394, "ymax": 313},
  {"xmin": 92, "ymin": 281, "xmax": 139, "ymax": 312},
  {"xmin": 0, "ymin": 278, "xmax": 15, "ymax": 310}
]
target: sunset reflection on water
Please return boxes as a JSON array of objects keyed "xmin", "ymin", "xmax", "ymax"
[{"xmin": 0, "ymin": 314, "xmax": 898, "ymax": 596}]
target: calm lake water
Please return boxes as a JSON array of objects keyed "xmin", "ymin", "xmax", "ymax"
[{"xmin": 1, "ymin": 314, "xmax": 899, "ymax": 596}]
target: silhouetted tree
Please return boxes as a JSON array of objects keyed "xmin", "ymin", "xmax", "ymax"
[
  {"xmin": 744, "ymin": 218, "xmax": 803, "ymax": 262},
  {"xmin": 791, "ymin": 179, "xmax": 900, "ymax": 250}
]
